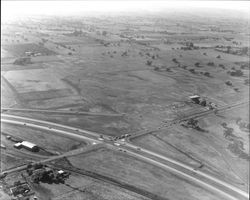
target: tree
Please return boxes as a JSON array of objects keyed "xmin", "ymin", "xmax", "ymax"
[
  {"xmin": 207, "ymin": 62, "xmax": 214, "ymax": 66},
  {"xmin": 221, "ymin": 122, "xmax": 227, "ymax": 128},
  {"xmin": 204, "ymin": 72, "xmax": 211, "ymax": 77},
  {"xmin": 146, "ymin": 60, "xmax": 152, "ymax": 66},
  {"xmin": 154, "ymin": 66, "xmax": 160, "ymax": 71},
  {"xmin": 122, "ymin": 51, "xmax": 128, "ymax": 56},
  {"xmin": 13, "ymin": 57, "xmax": 31, "ymax": 65},
  {"xmin": 189, "ymin": 69, "xmax": 195, "ymax": 74},
  {"xmin": 200, "ymin": 99, "xmax": 207, "ymax": 106},
  {"xmin": 234, "ymin": 88, "xmax": 239, "ymax": 92},
  {"xmin": 219, "ymin": 64, "xmax": 225, "ymax": 69},
  {"xmin": 172, "ymin": 58, "xmax": 178, "ymax": 63},
  {"xmin": 225, "ymin": 81, "xmax": 232, "ymax": 86},
  {"xmin": 230, "ymin": 69, "xmax": 243, "ymax": 77},
  {"xmin": 195, "ymin": 62, "xmax": 200, "ymax": 67},
  {"xmin": 241, "ymin": 47, "xmax": 248, "ymax": 55},
  {"xmin": 102, "ymin": 31, "xmax": 107, "ymax": 36}
]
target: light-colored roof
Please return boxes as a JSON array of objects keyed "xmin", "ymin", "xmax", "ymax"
[
  {"xmin": 14, "ymin": 142, "xmax": 22, "ymax": 147},
  {"xmin": 21, "ymin": 141, "xmax": 37, "ymax": 149},
  {"xmin": 189, "ymin": 95, "xmax": 200, "ymax": 99}
]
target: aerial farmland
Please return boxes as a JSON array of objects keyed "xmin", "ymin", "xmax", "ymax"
[{"xmin": 1, "ymin": 1, "xmax": 249, "ymax": 200}]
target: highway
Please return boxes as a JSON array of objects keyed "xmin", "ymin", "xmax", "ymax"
[
  {"xmin": 1, "ymin": 107, "xmax": 125, "ymax": 117},
  {"xmin": 1, "ymin": 113, "xmax": 249, "ymax": 200},
  {"xmin": 123, "ymin": 143, "xmax": 248, "ymax": 200}
]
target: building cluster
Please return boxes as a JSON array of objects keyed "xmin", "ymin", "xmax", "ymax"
[
  {"xmin": 7, "ymin": 179, "xmax": 38, "ymax": 200},
  {"xmin": 189, "ymin": 95, "xmax": 217, "ymax": 110},
  {"xmin": 26, "ymin": 164, "xmax": 70, "ymax": 184},
  {"xmin": 9, "ymin": 181, "xmax": 35, "ymax": 200}
]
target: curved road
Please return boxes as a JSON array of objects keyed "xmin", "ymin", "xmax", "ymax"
[{"xmin": 1, "ymin": 114, "xmax": 249, "ymax": 200}]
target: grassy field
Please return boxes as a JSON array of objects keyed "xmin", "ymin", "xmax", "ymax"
[
  {"xmin": 64, "ymin": 148, "xmax": 228, "ymax": 200},
  {"xmin": 29, "ymin": 173, "xmax": 150, "ymax": 200}
]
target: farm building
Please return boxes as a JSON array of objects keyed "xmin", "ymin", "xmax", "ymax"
[
  {"xmin": 21, "ymin": 141, "xmax": 39, "ymax": 152},
  {"xmin": 14, "ymin": 142, "xmax": 22, "ymax": 149},
  {"xmin": 189, "ymin": 95, "xmax": 200, "ymax": 104}
]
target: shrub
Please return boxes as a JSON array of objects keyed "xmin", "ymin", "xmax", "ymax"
[{"xmin": 207, "ymin": 62, "xmax": 214, "ymax": 66}]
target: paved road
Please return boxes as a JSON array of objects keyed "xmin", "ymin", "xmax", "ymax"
[
  {"xmin": 129, "ymin": 100, "xmax": 249, "ymax": 140},
  {"xmin": 1, "ymin": 143, "xmax": 104, "ymax": 175},
  {"xmin": 1, "ymin": 107, "xmax": 125, "ymax": 117},
  {"xmin": 1, "ymin": 114, "xmax": 249, "ymax": 200}
]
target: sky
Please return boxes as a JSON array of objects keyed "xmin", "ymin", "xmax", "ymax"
[{"xmin": 2, "ymin": 1, "xmax": 250, "ymax": 21}]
